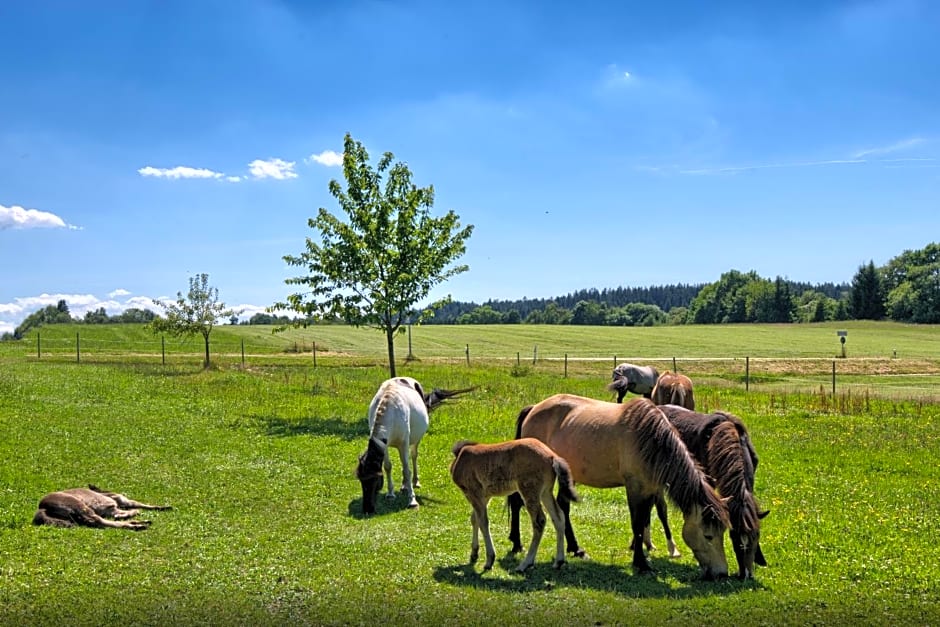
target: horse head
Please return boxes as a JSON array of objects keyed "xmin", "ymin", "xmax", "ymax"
[
  {"xmin": 356, "ymin": 437, "xmax": 386, "ymax": 515},
  {"xmin": 681, "ymin": 502, "xmax": 730, "ymax": 580}
]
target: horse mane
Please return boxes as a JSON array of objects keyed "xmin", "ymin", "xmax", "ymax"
[
  {"xmin": 707, "ymin": 420, "xmax": 761, "ymax": 535},
  {"xmin": 625, "ymin": 399, "xmax": 730, "ymax": 529}
]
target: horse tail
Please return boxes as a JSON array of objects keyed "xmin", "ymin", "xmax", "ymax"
[
  {"xmin": 606, "ymin": 378, "xmax": 629, "ymax": 395},
  {"xmin": 629, "ymin": 400, "xmax": 730, "ymax": 529},
  {"xmin": 451, "ymin": 440, "xmax": 476, "ymax": 457},
  {"xmin": 552, "ymin": 457, "xmax": 580, "ymax": 503},
  {"xmin": 514, "ymin": 405, "xmax": 533, "ymax": 440}
]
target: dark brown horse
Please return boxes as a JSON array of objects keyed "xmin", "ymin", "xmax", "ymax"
[
  {"xmin": 654, "ymin": 405, "xmax": 769, "ymax": 579},
  {"xmin": 508, "ymin": 395, "xmax": 730, "ymax": 579},
  {"xmin": 450, "ymin": 438, "xmax": 579, "ymax": 572}
]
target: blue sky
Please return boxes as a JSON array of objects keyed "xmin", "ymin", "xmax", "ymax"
[{"xmin": 2, "ymin": 1, "xmax": 939, "ymax": 334}]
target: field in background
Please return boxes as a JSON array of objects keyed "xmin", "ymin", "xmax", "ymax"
[{"xmin": 4, "ymin": 321, "xmax": 940, "ymax": 401}]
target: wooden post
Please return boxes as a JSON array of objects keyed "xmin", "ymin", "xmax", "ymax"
[
  {"xmin": 516, "ymin": 351, "xmax": 520, "ymax": 366},
  {"xmin": 564, "ymin": 353, "xmax": 568, "ymax": 378},
  {"xmin": 533, "ymin": 345, "xmax": 537, "ymax": 364},
  {"xmin": 465, "ymin": 344, "xmax": 470, "ymax": 366},
  {"xmin": 832, "ymin": 361, "xmax": 836, "ymax": 396},
  {"xmin": 672, "ymin": 356, "xmax": 677, "ymax": 372},
  {"xmin": 76, "ymin": 332, "xmax": 80, "ymax": 363},
  {"xmin": 37, "ymin": 332, "xmax": 41, "ymax": 359},
  {"xmin": 161, "ymin": 336, "xmax": 166, "ymax": 366},
  {"xmin": 745, "ymin": 356, "xmax": 750, "ymax": 392},
  {"xmin": 241, "ymin": 338, "xmax": 245, "ymax": 366},
  {"xmin": 313, "ymin": 341, "xmax": 317, "ymax": 368}
]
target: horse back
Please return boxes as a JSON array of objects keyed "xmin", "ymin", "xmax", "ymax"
[
  {"xmin": 450, "ymin": 438, "xmax": 560, "ymax": 498},
  {"xmin": 368, "ymin": 378, "xmax": 429, "ymax": 446},
  {"xmin": 519, "ymin": 394, "xmax": 647, "ymax": 489}
]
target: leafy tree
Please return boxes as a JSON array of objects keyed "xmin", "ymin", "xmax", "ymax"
[
  {"xmin": 149, "ymin": 273, "xmax": 236, "ymax": 369},
  {"xmin": 456, "ymin": 305, "xmax": 503, "ymax": 324},
  {"xmin": 849, "ymin": 261, "xmax": 885, "ymax": 320},
  {"xmin": 277, "ymin": 133, "xmax": 473, "ymax": 377},
  {"xmin": 11, "ymin": 300, "xmax": 74, "ymax": 338},
  {"xmin": 571, "ymin": 300, "xmax": 607, "ymax": 325}
]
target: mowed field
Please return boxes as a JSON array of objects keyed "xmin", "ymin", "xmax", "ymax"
[{"xmin": 1, "ymin": 322, "xmax": 940, "ymax": 625}]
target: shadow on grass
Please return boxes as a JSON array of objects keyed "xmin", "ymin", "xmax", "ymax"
[
  {"xmin": 432, "ymin": 552, "xmax": 767, "ymax": 598},
  {"xmin": 347, "ymin": 493, "xmax": 446, "ymax": 520},
  {"xmin": 246, "ymin": 414, "xmax": 364, "ymax": 439}
]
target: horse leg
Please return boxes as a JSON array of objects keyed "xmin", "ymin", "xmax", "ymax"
[
  {"xmin": 655, "ymin": 492, "xmax": 680, "ymax": 557},
  {"xmin": 558, "ymin": 490, "xmax": 586, "ymax": 558},
  {"xmin": 398, "ymin": 443, "xmax": 418, "ymax": 508},
  {"xmin": 469, "ymin": 509, "xmax": 480, "ymax": 565},
  {"xmin": 410, "ymin": 442, "xmax": 421, "ymax": 490},
  {"xmin": 476, "ymin": 500, "xmax": 497, "ymax": 570},
  {"xmin": 111, "ymin": 507, "xmax": 142, "ymax": 520},
  {"xmin": 517, "ymin": 493, "xmax": 546, "ymax": 572},
  {"xmin": 541, "ymin": 489, "xmax": 568, "ymax": 569},
  {"xmin": 507, "ymin": 491, "xmax": 524, "ymax": 554},
  {"xmin": 626, "ymin": 487, "xmax": 655, "ymax": 573},
  {"xmin": 383, "ymin": 450, "xmax": 395, "ymax": 499}
]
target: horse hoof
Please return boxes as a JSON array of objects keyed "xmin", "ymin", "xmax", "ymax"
[
  {"xmin": 552, "ymin": 560, "xmax": 566, "ymax": 570},
  {"xmin": 573, "ymin": 549, "xmax": 588, "ymax": 559},
  {"xmin": 407, "ymin": 500, "xmax": 419, "ymax": 509}
]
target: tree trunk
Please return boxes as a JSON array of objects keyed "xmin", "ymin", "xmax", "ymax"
[
  {"xmin": 385, "ymin": 325, "xmax": 396, "ymax": 378},
  {"xmin": 203, "ymin": 332, "xmax": 211, "ymax": 369}
]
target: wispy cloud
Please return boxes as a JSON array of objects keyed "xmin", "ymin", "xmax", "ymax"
[
  {"xmin": 248, "ymin": 158, "xmax": 298, "ymax": 180},
  {"xmin": 0, "ymin": 204, "xmax": 81, "ymax": 230},
  {"xmin": 306, "ymin": 150, "xmax": 343, "ymax": 167},
  {"xmin": 852, "ymin": 137, "xmax": 926, "ymax": 159},
  {"xmin": 138, "ymin": 165, "xmax": 226, "ymax": 179},
  {"xmin": 677, "ymin": 156, "xmax": 935, "ymax": 176}
]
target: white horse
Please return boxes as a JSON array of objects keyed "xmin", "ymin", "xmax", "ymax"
[
  {"xmin": 356, "ymin": 377, "xmax": 473, "ymax": 513},
  {"xmin": 607, "ymin": 363, "xmax": 660, "ymax": 403}
]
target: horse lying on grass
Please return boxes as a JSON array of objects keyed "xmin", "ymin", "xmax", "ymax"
[
  {"xmin": 450, "ymin": 438, "xmax": 579, "ymax": 572},
  {"xmin": 357, "ymin": 377, "xmax": 474, "ymax": 514},
  {"xmin": 33, "ymin": 485, "xmax": 171, "ymax": 531}
]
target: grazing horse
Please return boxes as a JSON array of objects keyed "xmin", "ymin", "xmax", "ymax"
[
  {"xmin": 652, "ymin": 405, "xmax": 770, "ymax": 579},
  {"xmin": 450, "ymin": 438, "xmax": 579, "ymax": 572},
  {"xmin": 33, "ymin": 485, "xmax": 171, "ymax": 530},
  {"xmin": 508, "ymin": 395, "xmax": 730, "ymax": 579},
  {"xmin": 650, "ymin": 371, "xmax": 695, "ymax": 410},
  {"xmin": 607, "ymin": 363, "xmax": 660, "ymax": 403},
  {"xmin": 356, "ymin": 377, "xmax": 473, "ymax": 514}
]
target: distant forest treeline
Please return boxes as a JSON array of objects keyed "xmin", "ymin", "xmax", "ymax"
[{"xmin": 5, "ymin": 243, "xmax": 939, "ymax": 340}]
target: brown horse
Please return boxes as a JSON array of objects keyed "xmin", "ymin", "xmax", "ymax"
[
  {"xmin": 650, "ymin": 371, "xmax": 695, "ymax": 410},
  {"xmin": 654, "ymin": 405, "xmax": 769, "ymax": 579},
  {"xmin": 33, "ymin": 485, "xmax": 171, "ymax": 530},
  {"xmin": 508, "ymin": 395, "xmax": 730, "ymax": 579},
  {"xmin": 450, "ymin": 438, "xmax": 579, "ymax": 572}
]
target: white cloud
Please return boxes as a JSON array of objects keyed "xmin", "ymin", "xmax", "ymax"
[
  {"xmin": 109, "ymin": 288, "xmax": 131, "ymax": 298},
  {"xmin": 248, "ymin": 158, "xmax": 298, "ymax": 180},
  {"xmin": 0, "ymin": 204, "xmax": 80, "ymax": 230},
  {"xmin": 138, "ymin": 165, "xmax": 226, "ymax": 180},
  {"xmin": 306, "ymin": 150, "xmax": 343, "ymax": 167},
  {"xmin": 226, "ymin": 176, "xmax": 243, "ymax": 183},
  {"xmin": 852, "ymin": 137, "xmax": 926, "ymax": 159}
]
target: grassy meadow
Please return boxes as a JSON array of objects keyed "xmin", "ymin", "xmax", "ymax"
[{"xmin": 1, "ymin": 323, "xmax": 940, "ymax": 624}]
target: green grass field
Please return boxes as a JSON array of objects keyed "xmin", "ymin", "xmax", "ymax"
[{"xmin": 2, "ymin": 324, "xmax": 940, "ymax": 624}]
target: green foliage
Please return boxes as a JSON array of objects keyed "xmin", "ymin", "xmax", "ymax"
[
  {"xmin": 278, "ymin": 133, "xmax": 474, "ymax": 377},
  {"xmin": 10, "ymin": 299, "xmax": 75, "ymax": 339},
  {"xmin": 849, "ymin": 261, "xmax": 886, "ymax": 320},
  {"xmin": 148, "ymin": 273, "xmax": 236, "ymax": 368}
]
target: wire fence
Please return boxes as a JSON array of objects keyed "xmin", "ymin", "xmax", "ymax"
[{"xmin": 6, "ymin": 331, "xmax": 940, "ymax": 402}]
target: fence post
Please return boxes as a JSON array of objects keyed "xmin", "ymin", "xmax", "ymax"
[
  {"xmin": 76, "ymin": 332, "xmax": 80, "ymax": 363},
  {"xmin": 241, "ymin": 338, "xmax": 245, "ymax": 366},
  {"xmin": 313, "ymin": 341, "xmax": 317, "ymax": 368},
  {"xmin": 516, "ymin": 351, "xmax": 520, "ymax": 366},
  {"xmin": 161, "ymin": 336, "xmax": 166, "ymax": 366},
  {"xmin": 745, "ymin": 356, "xmax": 750, "ymax": 392},
  {"xmin": 37, "ymin": 332, "xmax": 41, "ymax": 359},
  {"xmin": 465, "ymin": 344, "xmax": 470, "ymax": 366},
  {"xmin": 832, "ymin": 361, "xmax": 836, "ymax": 396},
  {"xmin": 533, "ymin": 345, "xmax": 537, "ymax": 364},
  {"xmin": 672, "ymin": 356, "xmax": 677, "ymax": 372},
  {"xmin": 564, "ymin": 353, "xmax": 568, "ymax": 378}
]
